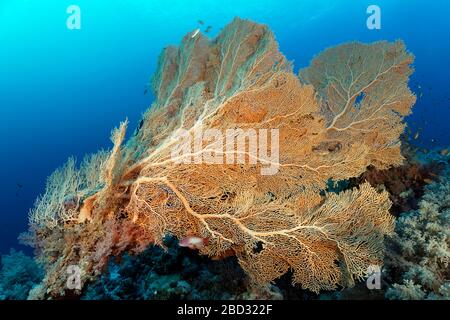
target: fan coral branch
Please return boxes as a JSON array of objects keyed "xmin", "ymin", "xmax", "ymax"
[
  {"xmin": 299, "ymin": 41, "xmax": 416, "ymax": 169},
  {"xmin": 29, "ymin": 152, "xmax": 109, "ymax": 229}
]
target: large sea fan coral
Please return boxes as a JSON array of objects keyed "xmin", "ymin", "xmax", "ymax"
[{"xmin": 27, "ymin": 17, "xmax": 416, "ymax": 298}]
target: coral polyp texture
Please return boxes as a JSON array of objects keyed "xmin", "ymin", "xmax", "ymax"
[
  {"xmin": 27, "ymin": 17, "xmax": 416, "ymax": 298},
  {"xmin": 385, "ymin": 167, "xmax": 450, "ymax": 300}
]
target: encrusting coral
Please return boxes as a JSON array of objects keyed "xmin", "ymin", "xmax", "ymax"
[{"xmin": 26, "ymin": 17, "xmax": 416, "ymax": 298}]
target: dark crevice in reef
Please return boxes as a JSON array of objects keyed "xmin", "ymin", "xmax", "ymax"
[
  {"xmin": 351, "ymin": 161, "xmax": 443, "ymax": 216},
  {"xmin": 350, "ymin": 143, "xmax": 446, "ymax": 217},
  {"xmin": 81, "ymin": 236, "xmax": 250, "ymax": 300},
  {"xmin": 323, "ymin": 143, "xmax": 446, "ymax": 217}
]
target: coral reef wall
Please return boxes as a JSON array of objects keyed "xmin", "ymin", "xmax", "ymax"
[
  {"xmin": 26, "ymin": 17, "xmax": 416, "ymax": 298},
  {"xmin": 385, "ymin": 165, "xmax": 449, "ymax": 300},
  {"xmin": 0, "ymin": 250, "xmax": 43, "ymax": 300}
]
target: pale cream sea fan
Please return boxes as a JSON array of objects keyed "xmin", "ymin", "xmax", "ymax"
[{"xmin": 28, "ymin": 151, "xmax": 109, "ymax": 229}]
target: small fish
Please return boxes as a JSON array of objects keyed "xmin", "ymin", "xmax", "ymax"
[
  {"xmin": 198, "ymin": 20, "xmax": 204, "ymax": 25},
  {"xmin": 205, "ymin": 26, "xmax": 212, "ymax": 33},
  {"xmin": 414, "ymin": 132, "xmax": 420, "ymax": 140},
  {"xmin": 423, "ymin": 178, "xmax": 433, "ymax": 184},
  {"xmin": 179, "ymin": 235, "xmax": 208, "ymax": 250},
  {"xmin": 440, "ymin": 149, "xmax": 449, "ymax": 156},
  {"xmin": 15, "ymin": 183, "xmax": 23, "ymax": 197},
  {"xmin": 191, "ymin": 28, "xmax": 200, "ymax": 38}
]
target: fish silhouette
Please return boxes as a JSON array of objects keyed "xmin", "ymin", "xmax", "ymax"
[{"xmin": 191, "ymin": 28, "xmax": 200, "ymax": 38}]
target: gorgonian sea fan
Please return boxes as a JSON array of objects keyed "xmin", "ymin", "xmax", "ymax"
[{"xmin": 27, "ymin": 17, "xmax": 416, "ymax": 298}]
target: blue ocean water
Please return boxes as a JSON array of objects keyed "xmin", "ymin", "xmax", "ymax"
[{"xmin": 0, "ymin": 0, "xmax": 448, "ymax": 254}]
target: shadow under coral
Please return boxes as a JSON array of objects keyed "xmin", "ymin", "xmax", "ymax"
[{"xmin": 81, "ymin": 236, "xmax": 282, "ymax": 300}]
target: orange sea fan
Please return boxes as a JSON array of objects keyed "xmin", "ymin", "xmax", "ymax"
[{"xmin": 28, "ymin": 17, "xmax": 415, "ymax": 298}]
